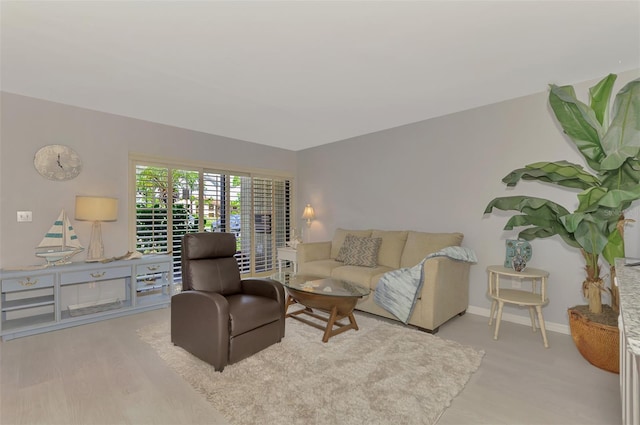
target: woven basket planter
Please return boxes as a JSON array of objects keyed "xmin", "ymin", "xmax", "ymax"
[{"xmin": 568, "ymin": 307, "xmax": 619, "ymax": 374}]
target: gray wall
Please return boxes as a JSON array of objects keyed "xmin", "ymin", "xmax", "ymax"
[
  {"xmin": 0, "ymin": 93, "xmax": 297, "ymax": 267},
  {"xmin": 297, "ymin": 69, "xmax": 640, "ymax": 329},
  {"xmin": 3, "ymin": 70, "xmax": 639, "ymax": 329}
]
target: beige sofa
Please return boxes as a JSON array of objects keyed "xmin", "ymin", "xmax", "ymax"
[{"xmin": 297, "ymin": 228, "xmax": 471, "ymax": 333}]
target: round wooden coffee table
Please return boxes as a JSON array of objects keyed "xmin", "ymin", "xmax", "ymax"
[{"xmin": 271, "ymin": 272, "xmax": 370, "ymax": 343}]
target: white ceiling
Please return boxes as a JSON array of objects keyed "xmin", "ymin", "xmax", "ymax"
[{"xmin": 2, "ymin": 1, "xmax": 639, "ymax": 151}]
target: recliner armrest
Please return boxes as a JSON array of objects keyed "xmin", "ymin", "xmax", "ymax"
[
  {"xmin": 171, "ymin": 291, "xmax": 230, "ymax": 370},
  {"xmin": 241, "ymin": 278, "xmax": 285, "ymax": 306},
  {"xmin": 240, "ymin": 278, "xmax": 286, "ymax": 339}
]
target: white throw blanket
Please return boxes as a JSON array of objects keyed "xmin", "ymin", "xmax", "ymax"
[{"xmin": 374, "ymin": 247, "xmax": 477, "ymax": 323}]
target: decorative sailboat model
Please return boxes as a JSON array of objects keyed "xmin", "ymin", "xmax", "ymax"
[{"xmin": 35, "ymin": 210, "xmax": 84, "ymax": 265}]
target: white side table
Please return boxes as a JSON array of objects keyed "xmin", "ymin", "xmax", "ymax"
[
  {"xmin": 487, "ymin": 265, "xmax": 550, "ymax": 348},
  {"xmin": 277, "ymin": 247, "xmax": 298, "ymax": 274}
]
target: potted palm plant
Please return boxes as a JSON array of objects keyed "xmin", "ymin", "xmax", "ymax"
[{"xmin": 484, "ymin": 74, "xmax": 640, "ymax": 373}]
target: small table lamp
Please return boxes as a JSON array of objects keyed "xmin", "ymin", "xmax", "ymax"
[{"xmin": 75, "ymin": 196, "xmax": 118, "ymax": 262}]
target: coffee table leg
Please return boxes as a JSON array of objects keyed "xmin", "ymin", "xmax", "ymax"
[
  {"xmin": 323, "ymin": 306, "xmax": 339, "ymax": 343},
  {"xmin": 285, "ymin": 295, "xmax": 297, "ymax": 317},
  {"xmin": 348, "ymin": 313, "xmax": 359, "ymax": 331}
]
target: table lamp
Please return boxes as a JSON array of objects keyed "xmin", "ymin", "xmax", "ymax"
[{"xmin": 75, "ymin": 196, "xmax": 118, "ymax": 262}]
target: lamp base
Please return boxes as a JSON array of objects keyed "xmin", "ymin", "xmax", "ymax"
[{"xmin": 85, "ymin": 221, "xmax": 105, "ymax": 262}]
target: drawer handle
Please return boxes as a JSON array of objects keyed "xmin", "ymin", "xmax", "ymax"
[
  {"xmin": 90, "ymin": 272, "xmax": 106, "ymax": 278},
  {"xmin": 147, "ymin": 265, "xmax": 160, "ymax": 271},
  {"xmin": 19, "ymin": 277, "xmax": 38, "ymax": 287}
]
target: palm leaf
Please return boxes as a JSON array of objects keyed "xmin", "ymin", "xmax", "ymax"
[
  {"xmin": 601, "ymin": 159, "xmax": 640, "ymax": 190},
  {"xmin": 505, "ymin": 214, "xmax": 580, "ymax": 248},
  {"xmin": 576, "ymin": 187, "xmax": 608, "ymax": 213},
  {"xmin": 600, "ymin": 79, "xmax": 640, "ymax": 170},
  {"xmin": 560, "ymin": 213, "xmax": 608, "ymax": 255},
  {"xmin": 597, "ymin": 187, "xmax": 640, "ymax": 208},
  {"xmin": 549, "ymin": 84, "xmax": 604, "ymax": 170},
  {"xmin": 484, "ymin": 196, "xmax": 571, "ymax": 216},
  {"xmin": 502, "ymin": 161, "xmax": 599, "ymax": 190},
  {"xmin": 484, "ymin": 196, "xmax": 581, "ymax": 248},
  {"xmin": 589, "ymin": 74, "xmax": 617, "ymax": 129}
]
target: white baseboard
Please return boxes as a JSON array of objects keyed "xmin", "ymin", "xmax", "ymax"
[{"xmin": 467, "ymin": 305, "xmax": 570, "ymax": 335}]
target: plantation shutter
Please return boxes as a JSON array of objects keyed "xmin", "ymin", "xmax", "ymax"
[
  {"xmin": 134, "ymin": 159, "xmax": 292, "ymax": 281},
  {"xmin": 252, "ymin": 177, "xmax": 290, "ymax": 273},
  {"xmin": 135, "ymin": 165, "xmax": 201, "ymax": 281},
  {"xmin": 135, "ymin": 165, "xmax": 170, "ymax": 255}
]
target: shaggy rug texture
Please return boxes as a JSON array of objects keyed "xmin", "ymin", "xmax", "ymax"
[{"xmin": 138, "ymin": 314, "xmax": 484, "ymax": 425}]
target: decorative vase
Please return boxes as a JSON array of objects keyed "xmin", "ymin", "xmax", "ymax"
[
  {"xmin": 505, "ymin": 239, "xmax": 532, "ymax": 269},
  {"xmin": 512, "ymin": 248, "xmax": 527, "ymax": 272}
]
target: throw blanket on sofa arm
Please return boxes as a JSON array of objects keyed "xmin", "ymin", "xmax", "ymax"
[{"xmin": 373, "ymin": 247, "xmax": 477, "ymax": 324}]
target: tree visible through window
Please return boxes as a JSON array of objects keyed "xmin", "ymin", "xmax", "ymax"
[{"xmin": 134, "ymin": 161, "xmax": 291, "ymax": 281}]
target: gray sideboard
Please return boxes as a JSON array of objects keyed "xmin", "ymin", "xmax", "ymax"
[{"xmin": 0, "ymin": 254, "xmax": 173, "ymax": 341}]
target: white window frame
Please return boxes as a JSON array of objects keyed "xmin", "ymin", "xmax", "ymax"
[{"xmin": 129, "ymin": 153, "xmax": 295, "ymax": 280}]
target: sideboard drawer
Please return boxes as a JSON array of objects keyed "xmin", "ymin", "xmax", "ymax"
[
  {"xmin": 60, "ymin": 266, "xmax": 131, "ymax": 285},
  {"xmin": 2, "ymin": 274, "xmax": 55, "ymax": 292},
  {"xmin": 137, "ymin": 261, "xmax": 171, "ymax": 275}
]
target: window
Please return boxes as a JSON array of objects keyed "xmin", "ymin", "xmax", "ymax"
[{"xmin": 132, "ymin": 157, "xmax": 292, "ymax": 280}]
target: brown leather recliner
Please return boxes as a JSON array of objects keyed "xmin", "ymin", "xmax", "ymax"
[{"xmin": 171, "ymin": 232, "xmax": 286, "ymax": 371}]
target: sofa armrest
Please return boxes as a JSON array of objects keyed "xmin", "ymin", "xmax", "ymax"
[
  {"xmin": 417, "ymin": 257, "xmax": 471, "ymax": 329},
  {"xmin": 297, "ymin": 241, "xmax": 332, "ymax": 264}
]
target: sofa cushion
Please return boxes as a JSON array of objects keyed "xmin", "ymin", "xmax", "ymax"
[
  {"xmin": 331, "ymin": 228, "xmax": 372, "ymax": 259},
  {"xmin": 331, "ymin": 265, "xmax": 393, "ymax": 289},
  {"xmin": 400, "ymin": 232, "xmax": 464, "ymax": 268},
  {"xmin": 298, "ymin": 259, "xmax": 343, "ymax": 277},
  {"xmin": 340, "ymin": 235, "xmax": 382, "ymax": 267},
  {"xmin": 371, "ymin": 230, "xmax": 409, "ymax": 269}
]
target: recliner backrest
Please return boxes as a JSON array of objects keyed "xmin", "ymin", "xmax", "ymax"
[{"xmin": 181, "ymin": 232, "xmax": 242, "ymax": 294}]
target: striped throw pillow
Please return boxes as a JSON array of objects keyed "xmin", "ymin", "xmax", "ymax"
[{"xmin": 340, "ymin": 234, "xmax": 382, "ymax": 267}]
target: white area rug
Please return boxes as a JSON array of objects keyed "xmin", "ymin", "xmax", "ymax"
[{"xmin": 138, "ymin": 314, "xmax": 484, "ymax": 425}]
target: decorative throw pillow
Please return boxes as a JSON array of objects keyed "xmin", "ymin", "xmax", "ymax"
[
  {"xmin": 340, "ymin": 235, "xmax": 382, "ymax": 267},
  {"xmin": 335, "ymin": 235, "xmax": 353, "ymax": 262},
  {"xmin": 331, "ymin": 228, "xmax": 372, "ymax": 259}
]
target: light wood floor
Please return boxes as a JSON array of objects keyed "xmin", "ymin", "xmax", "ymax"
[{"xmin": 0, "ymin": 307, "xmax": 621, "ymax": 425}]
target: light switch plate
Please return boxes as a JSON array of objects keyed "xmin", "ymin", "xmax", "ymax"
[{"xmin": 17, "ymin": 211, "xmax": 32, "ymax": 222}]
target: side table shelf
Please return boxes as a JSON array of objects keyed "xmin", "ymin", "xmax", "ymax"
[{"xmin": 0, "ymin": 255, "xmax": 173, "ymax": 341}]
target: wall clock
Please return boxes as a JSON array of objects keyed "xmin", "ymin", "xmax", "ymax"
[{"xmin": 34, "ymin": 144, "xmax": 83, "ymax": 181}]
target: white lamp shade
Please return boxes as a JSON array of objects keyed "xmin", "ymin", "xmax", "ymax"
[
  {"xmin": 302, "ymin": 204, "xmax": 315, "ymax": 220},
  {"xmin": 75, "ymin": 196, "xmax": 118, "ymax": 222}
]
